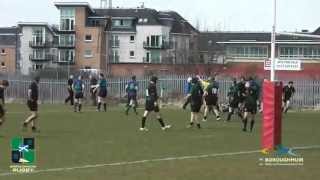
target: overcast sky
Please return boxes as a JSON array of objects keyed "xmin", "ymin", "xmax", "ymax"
[{"xmin": 0, "ymin": 0, "xmax": 318, "ymax": 32}]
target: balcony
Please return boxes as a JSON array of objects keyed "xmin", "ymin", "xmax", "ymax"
[
  {"xmin": 29, "ymin": 41, "xmax": 52, "ymax": 48},
  {"xmin": 53, "ymin": 56, "xmax": 75, "ymax": 64},
  {"xmin": 29, "ymin": 54, "xmax": 55, "ymax": 61},
  {"xmin": 56, "ymin": 41, "xmax": 75, "ymax": 49},
  {"xmin": 143, "ymin": 41, "xmax": 173, "ymax": 50},
  {"xmin": 110, "ymin": 40, "xmax": 120, "ymax": 48}
]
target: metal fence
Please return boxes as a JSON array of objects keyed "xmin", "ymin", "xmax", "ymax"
[{"xmin": 3, "ymin": 75, "xmax": 320, "ymax": 109}]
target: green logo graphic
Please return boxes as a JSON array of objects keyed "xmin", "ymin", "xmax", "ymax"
[{"xmin": 11, "ymin": 137, "xmax": 35, "ymax": 164}]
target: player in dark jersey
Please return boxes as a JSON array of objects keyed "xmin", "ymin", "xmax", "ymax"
[
  {"xmin": 282, "ymin": 81, "xmax": 295, "ymax": 113},
  {"xmin": 0, "ymin": 80, "xmax": 9, "ymax": 126},
  {"xmin": 65, "ymin": 75, "xmax": 74, "ymax": 106},
  {"xmin": 73, "ymin": 76, "xmax": 85, "ymax": 112},
  {"xmin": 187, "ymin": 77, "xmax": 204, "ymax": 129},
  {"xmin": 140, "ymin": 76, "xmax": 171, "ymax": 131},
  {"xmin": 249, "ymin": 76, "xmax": 261, "ymax": 112},
  {"xmin": 94, "ymin": 73, "xmax": 107, "ymax": 112},
  {"xmin": 89, "ymin": 75, "xmax": 98, "ymax": 106},
  {"xmin": 236, "ymin": 76, "xmax": 246, "ymax": 117},
  {"xmin": 23, "ymin": 76, "xmax": 40, "ymax": 132},
  {"xmin": 203, "ymin": 77, "xmax": 221, "ymax": 122},
  {"xmin": 242, "ymin": 83, "xmax": 257, "ymax": 132},
  {"xmin": 125, "ymin": 75, "xmax": 138, "ymax": 115},
  {"xmin": 226, "ymin": 79, "xmax": 243, "ymax": 121}
]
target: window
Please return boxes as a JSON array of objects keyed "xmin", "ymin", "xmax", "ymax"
[
  {"xmin": 60, "ymin": 7, "xmax": 75, "ymax": 31},
  {"xmin": 111, "ymin": 50, "xmax": 119, "ymax": 63},
  {"xmin": 0, "ymin": 49, "xmax": 5, "ymax": 54},
  {"xmin": 84, "ymin": 50, "xmax": 93, "ymax": 58},
  {"xmin": 32, "ymin": 27, "xmax": 44, "ymax": 45},
  {"xmin": 130, "ymin": 36, "xmax": 135, "ymax": 42},
  {"xmin": 33, "ymin": 64, "xmax": 43, "ymax": 70},
  {"xmin": 60, "ymin": 34, "xmax": 75, "ymax": 47},
  {"xmin": 112, "ymin": 19, "xmax": 132, "ymax": 28},
  {"xmin": 130, "ymin": 51, "xmax": 135, "ymax": 58},
  {"xmin": 85, "ymin": 35, "xmax": 92, "ymax": 42},
  {"xmin": 111, "ymin": 35, "xmax": 119, "ymax": 48},
  {"xmin": 279, "ymin": 46, "xmax": 320, "ymax": 59},
  {"xmin": 59, "ymin": 49, "xmax": 74, "ymax": 62},
  {"xmin": 226, "ymin": 46, "xmax": 268, "ymax": 58},
  {"xmin": 1, "ymin": 62, "xmax": 5, "ymax": 67}
]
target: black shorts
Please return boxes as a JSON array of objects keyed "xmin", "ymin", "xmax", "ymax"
[
  {"xmin": 229, "ymin": 98, "xmax": 239, "ymax": 108},
  {"xmin": 244, "ymin": 103, "xmax": 257, "ymax": 114},
  {"xmin": 98, "ymin": 89, "xmax": 107, "ymax": 98},
  {"xmin": 75, "ymin": 92, "xmax": 84, "ymax": 99},
  {"xmin": 190, "ymin": 99, "xmax": 202, "ymax": 113},
  {"xmin": 0, "ymin": 104, "xmax": 4, "ymax": 117},
  {"xmin": 145, "ymin": 100, "xmax": 160, "ymax": 112},
  {"xmin": 27, "ymin": 100, "xmax": 38, "ymax": 112},
  {"xmin": 128, "ymin": 94, "xmax": 137, "ymax": 104},
  {"xmin": 205, "ymin": 96, "xmax": 218, "ymax": 106},
  {"xmin": 283, "ymin": 98, "xmax": 290, "ymax": 103}
]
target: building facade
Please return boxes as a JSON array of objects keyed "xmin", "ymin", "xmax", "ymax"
[
  {"xmin": 18, "ymin": 23, "xmax": 59, "ymax": 75},
  {"xmin": 0, "ymin": 27, "xmax": 19, "ymax": 74}
]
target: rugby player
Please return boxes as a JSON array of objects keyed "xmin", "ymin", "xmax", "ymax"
[
  {"xmin": 0, "ymin": 80, "xmax": 9, "ymax": 126},
  {"xmin": 94, "ymin": 73, "xmax": 107, "ymax": 112},
  {"xmin": 282, "ymin": 81, "xmax": 295, "ymax": 113},
  {"xmin": 140, "ymin": 76, "xmax": 171, "ymax": 131},
  {"xmin": 203, "ymin": 77, "xmax": 221, "ymax": 121},
  {"xmin": 182, "ymin": 77, "xmax": 192, "ymax": 110},
  {"xmin": 242, "ymin": 82, "xmax": 257, "ymax": 132},
  {"xmin": 23, "ymin": 76, "xmax": 40, "ymax": 132},
  {"xmin": 226, "ymin": 79, "xmax": 242, "ymax": 121},
  {"xmin": 187, "ymin": 77, "xmax": 204, "ymax": 129},
  {"xmin": 73, "ymin": 76, "xmax": 85, "ymax": 112},
  {"xmin": 65, "ymin": 75, "xmax": 74, "ymax": 106},
  {"xmin": 125, "ymin": 75, "xmax": 138, "ymax": 115}
]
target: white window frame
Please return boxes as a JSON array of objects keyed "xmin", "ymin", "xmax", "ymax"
[
  {"xmin": 84, "ymin": 34, "xmax": 93, "ymax": 42},
  {"xmin": 84, "ymin": 49, "xmax": 93, "ymax": 58},
  {"xmin": 130, "ymin": 35, "xmax": 135, "ymax": 43},
  {"xmin": 129, "ymin": 50, "xmax": 135, "ymax": 59}
]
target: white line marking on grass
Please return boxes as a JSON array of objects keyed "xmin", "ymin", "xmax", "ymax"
[{"xmin": 0, "ymin": 145, "xmax": 319, "ymax": 177}]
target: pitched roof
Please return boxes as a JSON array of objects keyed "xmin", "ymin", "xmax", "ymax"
[
  {"xmin": 199, "ymin": 31, "xmax": 320, "ymax": 51},
  {"xmin": 0, "ymin": 27, "xmax": 18, "ymax": 46},
  {"xmin": 92, "ymin": 8, "xmax": 197, "ymax": 34}
]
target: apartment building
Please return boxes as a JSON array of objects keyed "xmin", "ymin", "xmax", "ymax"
[
  {"xmin": 18, "ymin": 22, "xmax": 59, "ymax": 75},
  {"xmin": 0, "ymin": 27, "xmax": 19, "ymax": 74},
  {"xmin": 54, "ymin": 2, "xmax": 107, "ymax": 73},
  {"xmin": 53, "ymin": 2, "xmax": 198, "ymax": 75}
]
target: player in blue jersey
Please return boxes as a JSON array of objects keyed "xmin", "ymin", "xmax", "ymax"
[
  {"xmin": 73, "ymin": 76, "xmax": 85, "ymax": 112},
  {"xmin": 125, "ymin": 75, "xmax": 138, "ymax": 115},
  {"xmin": 94, "ymin": 73, "xmax": 107, "ymax": 112},
  {"xmin": 182, "ymin": 77, "xmax": 192, "ymax": 110}
]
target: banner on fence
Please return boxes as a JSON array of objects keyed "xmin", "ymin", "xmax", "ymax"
[{"xmin": 264, "ymin": 59, "xmax": 302, "ymax": 71}]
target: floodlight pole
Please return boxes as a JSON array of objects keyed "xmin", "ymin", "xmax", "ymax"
[{"xmin": 270, "ymin": 0, "xmax": 277, "ymax": 81}]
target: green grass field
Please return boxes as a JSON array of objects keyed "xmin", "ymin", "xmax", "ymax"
[{"xmin": 0, "ymin": 104, "xmax": 319, "ymax": 180}]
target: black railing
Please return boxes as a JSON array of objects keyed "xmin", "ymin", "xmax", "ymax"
[
  {"xmin": 56, "ymin": 41, "xmax": 75, "ymax": 48},
  {"xmin": 29, "ymin": 54, "xmax": 55, "ymax": 61},
  {"xmin": 29, "ymin": 41, "xmax": 52, "ymax": 48},
  {"xmin": 143, "ymin": 41, "xmax": 173, "ymax": 49}
]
